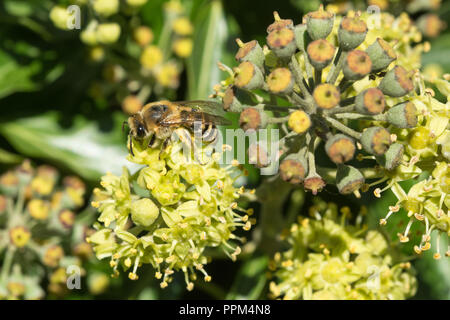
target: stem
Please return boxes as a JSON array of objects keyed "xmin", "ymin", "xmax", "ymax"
[
  {"xmin": 323, "ymin": 105, "xmax": 355, "ymax": 115},
  {"xmin": 137, "ymin": 85, "xmax": 152, "ymax": 103},
  {"xmin": 339, "ymin": 79, "xmax": 353, "ymax": 92},
  {"xmin": 315, "ymin": 68, "xmax": 322, "ymax": 86},
  {"xmin": 248, "ymin": 179, "xmax": 293, "ymax": 255},
  {"xmin": 290, "ymin": 92, "xmax": 309, "ymax": 108},
  {"xmin": 289, "ymin": 55, "xmax": 313, "ymax": 101},
  {"xmin": 1, "ymin": 247, "xmax": 15, "ymax": 283},
  {"xmin": 325, "ymin": 116, "xmax": 362, "ymax": 139},
  {"xmin": 340, "ymin": 96, "xmax": 356, "ymax": 107},
  {"xmin": 303, "ymin": 53, "xmax": 315, "ymax": 89},
  {"xmin": 326, "ymin": 48, "xmax": 346, "ymax": 84},
  {"xmin": 267, "ymin": 116, "xmax": 291, "ymax": 124},
  {"xmin": 333, "ymin": 113, "xmax": 387, "ymax": 121},
  {"xmin": 14, "ymin": 186, "xmax": 25, "ymax": 216},
  {"xmin": 317, "ymin": 166, "xmax": 384, "ymax": 182}
]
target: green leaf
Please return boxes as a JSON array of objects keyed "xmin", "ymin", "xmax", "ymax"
[
  {"xmin": 0, "ymin": 148, "xmax": 23, "ymax": 164},
  {"xmin": 415, "ymin": 233, "xmax": 450, "ymax": 299},
  {"xmin": 422, "ymin": 33, "xmax": 450, "ymax": 73},
  {"xmin": 187, "ymin": 0, "xmax": 239, "ymax": 99},
  {"xmin": 226, "ymin": 255, "xmax": 268, "ymax": 300},
  {"xmin": 0, "ymin": 50, "xmax": 41, "ymax": 99},
  {"xmin": 0, "ymin": 112, "xmax": 139, "ymax": 182},
  {"xmin": 4, "ymin": 0, "xmax": 33, "ymax": 17}
]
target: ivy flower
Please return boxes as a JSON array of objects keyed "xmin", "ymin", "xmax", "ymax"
[
  {"xmin": 0, "ymin": 160, "xmax": 89, "ymax": 299},
  {"xmin": 269, "ymin": 200, "xmax": 417, "ymax": 300},
  {"xmin": 89, "ymin": 137, "xmax": 252, "ymax": 291}
]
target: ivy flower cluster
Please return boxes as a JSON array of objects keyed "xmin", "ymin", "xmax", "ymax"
[
  {"xmin": 269, "ymin": 199, "xmax": 417, "ymax": 300},
  {"xmin": 88, "ymin": 137, "xmax": 253, "ymax": 291},
  {"xmin": 375, "ymin": 74, "xmax": 449, "ymax": 257},
  {"xmin": 0, "ymin": 160, "xmax": 89, "ymax": 299},
  {"xmin": 325, "ymin": 0, "xmax": 445, "ymax": 39},
  {"xmin": 49, "ymin": 0, "xmax": 194, "ymax": 114},
  {"xmin": 213, "ymin": 7, "xmax": 419, "ymax": 198}
]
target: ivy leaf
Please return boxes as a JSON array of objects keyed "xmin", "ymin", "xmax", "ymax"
[
  {"xmin": 187, "ymin": 0, "xmax": 239, "ymax": 100},
  {"xmin": 0, "ymin": 50, "xmax": 41, "ymax": 99},
  {"xmin": 0, "ymin": 112, "xmax": 140, "ymax": 182},
  {"xmin": 226, "ymin": 255, "xmax": 268, "ymax": 299}
]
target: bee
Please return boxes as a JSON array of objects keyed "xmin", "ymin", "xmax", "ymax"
[{"xmin": 125, "ymin": 100, "xmax": 231, "ymax": 156}]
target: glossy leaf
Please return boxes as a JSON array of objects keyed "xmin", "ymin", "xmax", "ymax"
[{"xmin": 0, "ymin": 112, "xmax": 140, "ymax": 181}]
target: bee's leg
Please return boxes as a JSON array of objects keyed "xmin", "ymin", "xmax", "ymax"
[
  {"xmin": 148, "ymin": 134, "xmax": 156, "ymax": 148},
  {"xmin": 202, "ymin": 124, "xmax": 218, "ymax": 143},
  {"xmin": 129, "ymin": 134, "xmax": 135, "ymax": 156}
]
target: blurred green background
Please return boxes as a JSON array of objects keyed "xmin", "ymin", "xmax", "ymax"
[{"xmin": 0, "ymin": 0, "xmax": 448, "ymax": 299}]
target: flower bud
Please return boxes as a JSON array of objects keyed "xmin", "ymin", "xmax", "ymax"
[
  {"xmin": 122, "ymin": 95, "xmax": 143, "ymax": 115},
  {"xmin": 172, "ymin": 38, "xmax": 193, "ymax": 58},
  {"xmin": 267, "ymin": 12, "xmax": 294, "ymax": 33},
  {"xmin": 235, "ymin": 39, "xmax": 265, "ymax": 70},
  {"xmin": 172, "ymin": 17, "xmax": 193, "ymax": 36},
  {"xmin": 88, "ymin": 272, "xmax": 110, "ymax": 295},
  {"xmin": 304, "ymin": 174, "xmax": 326, "ymax": 195},
  {"xmin": 379, "ymin": 66, "xmax": 414, "ymax": 97},
  {"xmin": 0, "ymin": 195, "xmax": 6, "ymax": 215},
  {"xmin": 58, "ymin": 209, "xmax": 75, "ymax": 228},
  {"xmin": 130, "ymin": 198, "xmax": 159, "ymax": 227},
  {"xmin": 307, "ymin": 39, "xmax": 335, "ymax": 70},
  {"xmin": 9, "ymin": 226, "xmax": 31, "ymax": 248},
  {"xmin": 0, "ymin": 171, "xmax": 19, "ymax": 196},
  {"xmin": 343, "ymin": 50, "xmax": 372, "ymax": 80},
  {"xmin": 266, "ymin": 68, "xmax": 294, "ymax": 94},
  {"xmin": 81, "ymin": 23, "xmax": 98, "ymax": 46},
  {"xmin": 355, "ymin": 88, "xmax": 385, "ymax": 115},
  {"xmin": 248, "ymin": 143, "xmax": 270, "ymax": 168},
  {"xmin": 305, "ymin": 6, "xmax": 334, "ymax": 40},
  {"xmin": 294, "ymin": 24, "xmax": 307, "ymax": 51},
  {"xmin": 288, "ymin": 110, "xmax": 311, "ymax": 134},
  {"xmin": 49, "ymin": 6, "xmax": 70, "ymax": 30},
  {"xmin": 43, "ymin": 245, "xmax": 64, "ymax": 267},
  {"xmin": 409, "ymin": 127, "xmax": 430, "ymax": 150},
  {"xmin": 280, "ymin": 155, "xmax": 308, "ymax": 184},
  {"xmin": 222, "ymin": 86, "xmax": 253, "ymax": 112},
  {"xmin": 365, "ymin": 38, "xmax": 396, "ymax": 72},
  {"xmin": 156, "ymin": 62, "xmax": 179, "ymax": 88},
  {"xmin": 96, "ymin": 23, "xmax": 121, "ymax": 44},
  {"xmin": 27, "ymin": 199, "xmax": 50, "ymax": 220},
  {"xmin": 386, "ymin": 101, "xmax": 418, "ymax": 128},
  {"xmin": 376, "ymin": 142, "xmax": 404, "ymax": 170},
  {"xmin": 338, "ymin": 16, "xmax": 367, "ymax": 51},
  {"xmin": 266, "ymin": 27, "xmax": 297, "ymax": 59},
  {"xmin": 336, "ymin": 165, "xmax": 365, "ymax": 195},
  {"xmin": 325, "ymin": 134, "xmax": 356, "ymax": 164},
  {"xmin": 417, "ymin": 14, "xmax": 443, "ymax": 38},
  {"xmin": 239, "ymin": 107, "xmax": 266, "ymax": 131},
  {"xmin": 140, "ymin": 45, "xmax": 163, "ymax": 69},
  {"xmin": 361, "ymin": 127, "xmax": 391, "ymax": 155},
  {"xmin": 313, "ymin": 84, "xmax": 340, "ymax": 109},
  {"xmin": 234, "ymin": 61, "xmax": 264, "ymax": 90},
  {"xmin": 93, "ymin": 0, "xmax": 119, "ymax": 17},
  {"xmin": 133, "ymin": 26, "xmax": 154, "ymax": 47},
  {"xmin": 126, "ymin": 0, "xmax": 148, "ymax": 7}
]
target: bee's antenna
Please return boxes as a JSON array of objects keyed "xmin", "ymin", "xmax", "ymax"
[{"xmin": 129, "ymin": 133, "xmax": 135, "ymax": 156}]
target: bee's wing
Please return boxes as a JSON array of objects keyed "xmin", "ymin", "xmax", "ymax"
[
  {"xmin": 164, "ymin": 100, "xmax": 231, "ymax": 126},
  {"xmin": 172, "ymin": 100, "xmax": 227, "ymax": 118}
]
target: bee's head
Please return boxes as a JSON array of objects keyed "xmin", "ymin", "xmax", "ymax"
[{"xmin": 128, "ymin": 114, "xmax": 147, "ymax": 139}]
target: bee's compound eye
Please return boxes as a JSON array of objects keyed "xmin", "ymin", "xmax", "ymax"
[{"xmin": 136, "ymin": 125, "xmax": 146, "ymax": 137}]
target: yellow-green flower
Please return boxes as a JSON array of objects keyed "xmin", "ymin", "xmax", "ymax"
[
  {"xmin": 89, "ymin": 137, "xmax": 251, "ymax": 290},
  {"xmin": 269, "ymin": 200, "xmax": 417, "ymax": 300}
]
